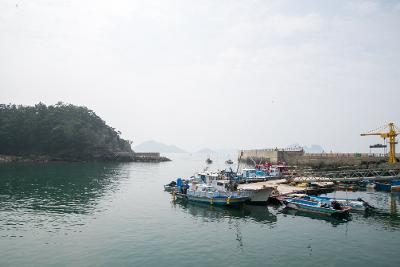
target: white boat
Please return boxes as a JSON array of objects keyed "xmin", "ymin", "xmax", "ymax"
[
  {"xmin": 302, "ymin": 195, "xmax": 374, "ymax": 212},
  {"xmin": 176, "ymin": 181, "xmax": 248, "ymax": 206},
  {"xmin": 212, "ymin": 180, "xmax": 274, "ymax": 204},
  {"xmin": 173, "ymin": 170, "xmax": 274, "ymax": 204}
]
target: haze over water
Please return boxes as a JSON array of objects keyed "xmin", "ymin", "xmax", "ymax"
[{"xmin": 1, "ymin": 154, "xmax": 400, "ymax": 267}]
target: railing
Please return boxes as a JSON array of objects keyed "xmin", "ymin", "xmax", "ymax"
[
  {"xmin": 240, "ymin": 148, "xmax": 304, "ymax": 153},
  {"xmin": 287, "ymin": 167, "xmax": 400, "ymax": 182},
  {"xmin": 303, "ymin": 153, "xmax": 386, "ymax": 158}
]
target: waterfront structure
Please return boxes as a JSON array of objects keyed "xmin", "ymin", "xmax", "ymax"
[
  {"xmin": 239, "ymin": 148, "xmax": 389, "ymax": 167},
  {"xmin": 361, "ymin": 122, "xmax": 400, "ymax": 164}
]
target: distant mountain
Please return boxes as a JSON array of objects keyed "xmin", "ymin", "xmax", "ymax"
[
  {"xmin": 133, "ymin": 140, "xmax": 187, "ymax": 153},
  {"xmin": 196, "ymin": 148, "xmax": 216, "ymax": 154}
]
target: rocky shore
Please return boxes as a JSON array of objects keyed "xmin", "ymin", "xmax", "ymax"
[{"xmin": 0, "ymin": 153, "xmax": 171, "ymax": 163}]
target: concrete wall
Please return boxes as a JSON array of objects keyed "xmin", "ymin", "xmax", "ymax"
[
  {"xmin": 240, "ymin": 149, "xmax": 388, "ymax": 167},
  {"xmin": 240, "ymin": 149, "xmax": 303, "ymax": 164},
  {"xmin": 239, "ymin": 149, "xmax": 279, "ymax": 163},
  {"xmin": 290, "ymin": 153, "xmax": 386, "ymax": 167}
]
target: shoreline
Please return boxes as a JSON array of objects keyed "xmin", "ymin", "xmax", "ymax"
[{"xmin": 0, "ymin": 154, "xmax": 171, "ymax": 163}]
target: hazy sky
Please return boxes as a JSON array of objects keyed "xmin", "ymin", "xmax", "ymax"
[{"xmin": 1, "ymin": 0, "xmax": 400, "ymax": 152}]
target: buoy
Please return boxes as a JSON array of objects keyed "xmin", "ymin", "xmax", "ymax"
[
  {"xmin": 227, "ymin": 197, "xmax": 231, "ymax": 205},
  {"xmin": 210, "ymin": 197, "xmax": 214, "ymax": 205}
]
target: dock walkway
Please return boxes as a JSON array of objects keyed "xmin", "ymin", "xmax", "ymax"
[{"xmin": 288, "ymin": 167, "xmax": 400, "ymax": 183}]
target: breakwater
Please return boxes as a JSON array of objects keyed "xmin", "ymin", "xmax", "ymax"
[{"xmin": 239, "ymin": 148, "xmax": 389, "ymax": 168}]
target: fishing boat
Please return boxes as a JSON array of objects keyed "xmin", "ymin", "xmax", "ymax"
[
  {"xmin": 307, "ymin": 195, "xmax": 374, "ymax": 212},
  {"xmin": 206, "ymin": 158, "xmax": 213, "ymax": 164},
  {"xmin": 212, "ymin": 179, "xmax": 275, "ymax": 204},
  {"xmin": 225, "ymin": 159, "xmax": 234, "ymax": 164},
  {"xmin": 281, "ymin": 196, "xmax": 351, "ymax": 216},
  {"xmin": 375, "ymin": 180, "xmax": 400, "ymax": 192},
  {"xmin": 175, "ymin": 182, "xmax": 248, "ymax": 206}
]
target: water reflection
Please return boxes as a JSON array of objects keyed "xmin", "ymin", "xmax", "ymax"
[
  {"xmin": 172, "ymin": 200, "xmax": 277, "ymax": 225},
  {"xmin": 281, "ymin": 207, "xmax": 351, "ymax": 226},
  {"xmin": 172, "ymin": 201, "xmax": 278, "ymax": 249},
  {"xmin": 352, "ymin": 208, "xmax": 400, "ymax": 230},
  {"xmin": 389, "ymin": 192, "xmax": 399, "ymax": 214},
  {"xmin": 0, "ymin": 163, "xmax": 126, "ymax": 236},
  {"xmin": 0, "ymin": 163, "xmax": 124, "ymax": 214}
]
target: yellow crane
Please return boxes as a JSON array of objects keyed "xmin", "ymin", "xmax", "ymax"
[{"xmin": 361, "ymin": 122, "xmax": 400, "ymax": 164}]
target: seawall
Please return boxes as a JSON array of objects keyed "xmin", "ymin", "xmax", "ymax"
[{"xmin": 239, "ymin": 149, "xmax": 389, "ymax": 168}]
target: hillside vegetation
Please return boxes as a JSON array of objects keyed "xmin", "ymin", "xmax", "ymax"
[{"xmin": 0, "ymin": 103, "xmax": 133, "ymax": 161}]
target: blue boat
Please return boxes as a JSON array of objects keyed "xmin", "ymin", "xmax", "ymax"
[
  {"xmin": 307, "ymin": 196, "xmax": 373, "ymax": 211},
  {"xmin": 282, "ymin": 197, "xmax": 351, "ymax": 216},
  {"xmin": 375, "ymin": 180, "xmax": 400, "ymax": 192}
]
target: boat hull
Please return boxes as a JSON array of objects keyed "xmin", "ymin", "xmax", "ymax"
[
  {"xmin": 164, "ymin": 185, "xmax": 176, "ymax": 192},
  {"xmin": 283, "ymin": 199, "xmax": 351, "ymax": 216},
  {"xmin": 241, "ymin": 187, "xmax": 273, "ymax": 204},
  {"xmin": 309, "ymin": 196, "xmax": 371, "ymax": 212},
  {"xmin": 176, "ymin": 193, "xmax": 248, "ymax": 206},
  {"xmin": 391, "ymin": 180, "xmax": 400, "ymax": 192},
  {"xmin": 375, "ymin": 180, "xmax": 400, "ymax": 192}
]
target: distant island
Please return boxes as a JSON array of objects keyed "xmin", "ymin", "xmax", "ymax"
[
  {"xmin": 134, "ymin": 140, "xmax": 187, "ymax": 153},
  {"xmin": 0, "ymin": 103, "xmax": 169, "ymax": 163}
]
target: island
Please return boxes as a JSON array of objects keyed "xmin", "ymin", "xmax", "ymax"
[{"xmin": 0, "ymin": 103, "xmax": 170, "ymax": 163}]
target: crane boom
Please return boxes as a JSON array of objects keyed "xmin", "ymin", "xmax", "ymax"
[{"xmin": 361, "ymin": 122, "xmax": 399, "ymax": 164}]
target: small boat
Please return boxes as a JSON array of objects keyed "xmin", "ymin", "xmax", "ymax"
[
  {"xmin": 175, "ymin": 182, "xmax": 248, "ymax": 206},
  {"xmin": 282, "ymin": 196, "xmax": 351, "ymax": 216},
  {"xmin": 307, "ymin": 195, "xmax": 374, "ymax": 212},
  {"xmin": 225, "ymin": 159, "xmax": 234, "ymax": 164},
  {"xmin": 206, "ymin": 158, "xmax": 213, "ymax": 164},
  {"xmin": 212, "ymin": 179, "xmax": 275, "ymax": 204},
  {"xmin": 375, "ymin": 180, "xmax": 400, "ymax": 192}
]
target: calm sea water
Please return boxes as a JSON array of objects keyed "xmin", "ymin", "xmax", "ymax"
[{"xmin": 1, "ymin": 154, "xmax": 400, "ymax": 267}]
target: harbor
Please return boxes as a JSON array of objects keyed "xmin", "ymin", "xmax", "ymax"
[
  {"xmin": 167, "ymin": 158, "xmax": 400, "ymax": 213},
  {"xmin": 165, "ymin": 125, "xmax": 400, "ymax": 219},
  {"xmin": 1, "ymin": 152, "xmax": 400, "ymax": 267}
]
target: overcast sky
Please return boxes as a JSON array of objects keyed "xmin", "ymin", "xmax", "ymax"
[{"xmin": 1, "ymin": 0, "xmax": 400, "ymax": 152}]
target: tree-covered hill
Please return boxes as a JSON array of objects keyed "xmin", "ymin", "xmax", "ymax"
[{"xmin": 0, "ymin": 103, "xmax": 134, "ymax": 161}]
